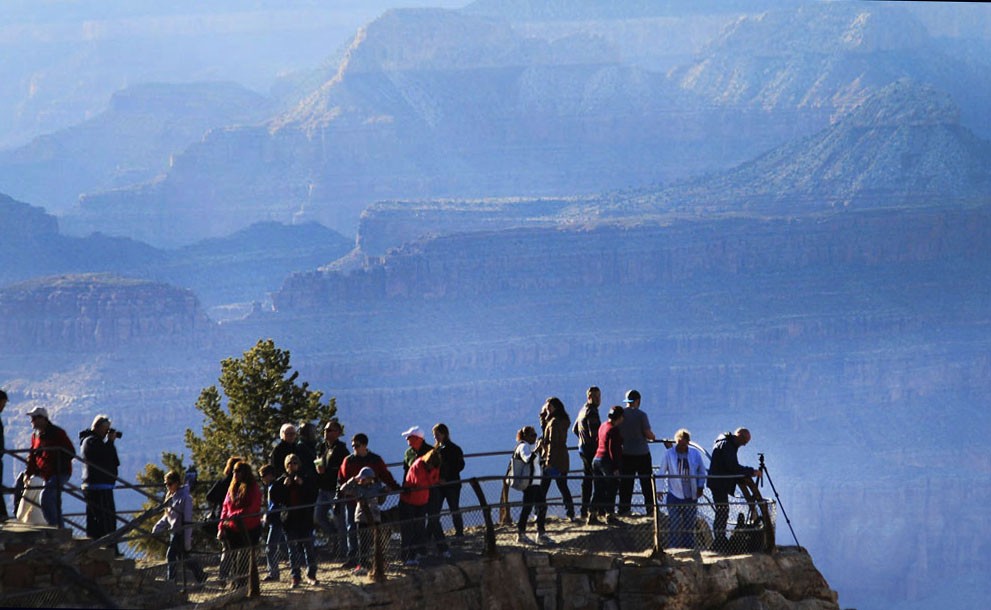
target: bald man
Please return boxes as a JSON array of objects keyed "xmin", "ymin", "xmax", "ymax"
[{"xmin": 707, "ymin": 428, "xmax": 759, "ymax": 551}]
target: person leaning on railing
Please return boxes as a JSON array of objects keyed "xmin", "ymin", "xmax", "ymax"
[
  {"xmin": 153, "ymin": 470, "xmax": 207, "ymax": 585},
  {"xmin": 337, "ymin": 433, "xmax": 400, "ymax": 569},
  {"xmin": 25, "ymin": 406, "xmax": 75, "ymax": 527},
  {"xmin": 589, "ymin": 406, "xmax": 624, "ymax": 526},
  {"xmin": 217, "ymin": 461, "xmax": 262, "ymax": 590},
  {"xmin": 707, "ymin": 428, "xmax": 760, "ymax": 553},
  {"xmin": 660, "ymin": 429, "xmax": 707, "ymax": 549}
]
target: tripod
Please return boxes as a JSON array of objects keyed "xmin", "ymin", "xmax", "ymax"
[{"xmin": 758, "ymin": 453, "xmax": 801, "ymax": 547}]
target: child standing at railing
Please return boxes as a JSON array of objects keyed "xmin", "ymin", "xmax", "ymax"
[{"xmin": 338, "ymin": 466, "xmax": 388, "ymax": 576}]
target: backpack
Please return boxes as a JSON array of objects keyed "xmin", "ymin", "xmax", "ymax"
[{"xmin": 505, "ymin": 443, "xmax": 533, "ymax": 491}]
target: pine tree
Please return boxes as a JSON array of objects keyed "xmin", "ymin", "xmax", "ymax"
[
  {"xmin": 184, "ymin": 338, "xmax": 337, "ymax": 479},
  {"xmin": 131, "ymin": 339, "xmax": 336, "ymax": 556}
]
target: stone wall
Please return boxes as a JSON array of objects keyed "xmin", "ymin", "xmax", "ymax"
[
  {"xmin": 228, "ymin": 547, "xmax": 839, "ymax": 610},
  {"xmin": 0, "ymin": 523, "xmax": 183, "ymax": 609}
]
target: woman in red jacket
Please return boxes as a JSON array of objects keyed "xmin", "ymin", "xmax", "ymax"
[
  {"xmin": 217, "ymin": 461, "xmax": 262, "ymax": 589},
  {"xmin": 398, "ymin": 449, "xmax": 440, "ymax": 566}
]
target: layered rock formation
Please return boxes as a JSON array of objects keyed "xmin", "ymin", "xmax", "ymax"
[
  {"xmin": 276, "ymin": 205, "xmax": 991, "ymax": 310},
  {"xmin": 0, "ymin": 274, "xmax": 213, "ymax": 352}
]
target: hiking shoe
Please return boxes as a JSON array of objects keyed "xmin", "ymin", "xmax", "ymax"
[
  {"xmin": 353, "ymin": 566, "xmax": 368, "ymax": 576},
  {"xmin": 305, "ymin": 574, "xmax": 318, "ymax": 586},
  {"xmin": 586, "ymin": 515, "xmax": 603, "ymax": 525},
  {"xmin": 536, "ymin": 533, "xmax": 554, "ymax": 545},
  {"xmin": 291, "ymin": 577, "xmax": 301, "ymax": 588},
  {"xmin": 516, "ymin": 532, "xmax": 533, "ymax": 544},
  {"xmin": 262, "ymin": 574, "xmax": 279, "ymax": 582},
  {"xmin": 340, "ymin": 558, "xmax": 358, "ymax": 569},
  {"xmin": 606, "ymin": 514, "xmax": 622, "ymax": 525}
]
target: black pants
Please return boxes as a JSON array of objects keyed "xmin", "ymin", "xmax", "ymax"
[
  {"xmin": 517, "ymin": 483, "xmax": 546, "ymax": 533},
  {"xmin": 711, "ymin": 488, "xmax": 731, "ymax": 540},
  {"xmin": 425, "ymin": 488, "xmax": 449, "ymax": 552},
  {"xmin": 0, "ymin": 459, "xmax": 8, "ymax": 521},
  {"xmin": 578, "ymin": 453, "xmax": 595, "ymax": 517},
  {"xmin": 617, "ymin": 453, "xmax": 654, "ymax": 514},
  {"xmin": 84, "ymin": 487, "xmax": 117, "ymax": 541},
  {"xmin": 434, "ymin": 482, "xmax": 464, "ymax": 536},
  {"xmin": 167, "ymin": 532, "xmax": 206, "ymax": 582}
]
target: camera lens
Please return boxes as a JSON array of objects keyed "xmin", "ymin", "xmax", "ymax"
[{"xmin": 114, "ymin": 430, "xmax": 123, "ymax": 439}]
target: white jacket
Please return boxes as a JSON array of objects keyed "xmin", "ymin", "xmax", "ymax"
[
  {"xmin": 153, "ymin": 484, "xmax": 195, "ymax": 550},
  {"xmin": 661, "ymin": 446, "xmax": 707, "ymax": 501}
]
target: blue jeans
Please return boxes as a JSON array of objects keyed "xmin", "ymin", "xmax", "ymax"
[
  {"xmin": 41, "ymin": 475, "xmax": 66, "ymax": 526},
  {"xmin": 666, "ymin": 492, "xmax": 698, "ymax": 549},
  {"xmin": 265, "ymin": 520, "xmax": 287, "ymax": 578},
  {"xmin": 591, "ymin": 457, "xmax": 618, "ymax": 515},
  {"xmin": 285, "ymin": 527, "xmax": 317, "ymax": 580},
  {"xmin": 344, "ymin": 502, "xmax": 360, "ymax": 558}
]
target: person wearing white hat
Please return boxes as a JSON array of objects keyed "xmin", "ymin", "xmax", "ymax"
[
  {"xmin": 26, "ymin": 406, "xmax": 75, "ymax": 526},
  {"xmin": 401, "ymin": 426, "xmax": 433, "ymax": 477}
]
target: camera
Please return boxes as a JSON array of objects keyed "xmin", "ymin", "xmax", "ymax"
[{"xmin": 111, "ymin": 429, "xmax": 123, "ymax": 439}]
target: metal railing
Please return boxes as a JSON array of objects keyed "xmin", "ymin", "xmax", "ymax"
[{"xmin": 1, "ymin": 443, "xmax": 779, "ymax": 607}]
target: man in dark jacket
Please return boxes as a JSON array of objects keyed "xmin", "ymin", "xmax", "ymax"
[
  {"xmin": 0, "ymin": 390, "xmax": 8, "ymax": 522},
  {"xmin": 271, "ymin": 454, "xmax": 319, "ymax": 587},
  {"xmin": 707, "ymin": 428, "xmax": 760, "ymax": 550},
  {"xmin": 26, "ymin": 406, "xmax": 75, "ymax": 526},
  {"xmin": 572, "ymin": 386, "xmax": 602, "ymax": 519},
  {"xmin": 271, "ymin": 423, "xmax": 299, "ymax": 477},
  {"xmin": 314, "ymin": 420, "xmax": 349, "ymax": 548},
  {"xmin": 80, "ymin": 414, "xmax": 121, "ymax": 549}
]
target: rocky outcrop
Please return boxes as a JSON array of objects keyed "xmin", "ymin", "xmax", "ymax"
[
  {"xmin": 0, "ymin": 274, "xmax": 213, "ymax": 352},
  {"xmin": 276, "ymin": 204, "xmax": 991, "ymax": 311},
  {"xmin": 0, "ymin": 193, "xmax": 58, "ymax": 241},
  {"xmin": 356, "ymin": 197, "xmax": 577, "ymax": 256}
]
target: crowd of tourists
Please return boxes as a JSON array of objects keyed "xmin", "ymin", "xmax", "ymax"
[{"xmin": 0, "ymin": 385, "xmax": 761, "ymax": 587}]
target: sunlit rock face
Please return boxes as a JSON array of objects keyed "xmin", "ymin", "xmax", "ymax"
[{"xmin": 0, "ymin": 274, "xmax": 213, "ymax": 352}]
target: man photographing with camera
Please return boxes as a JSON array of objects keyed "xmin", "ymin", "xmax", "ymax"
[{"xmin": 80, "ymin": 414, "xmax": 121, "ymax": 553}]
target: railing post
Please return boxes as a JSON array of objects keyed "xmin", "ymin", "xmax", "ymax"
[
  {"xmin": 467, "ymin": 478, "xmax": 497, "ymax": 557},
  {"xmin": 651, "ymin": 475, "xmax": 663, "ymax": 555},
  {"xmin": 371, "ymin": 521, "xmax": 386, "ymax": 582}
]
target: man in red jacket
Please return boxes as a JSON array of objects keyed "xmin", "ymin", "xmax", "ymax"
[
  {"xmin": 26, "ymin": 407, "xmax": 75, "ymax": 526},
  {"xmin": 337, "ymin": 433, "xmax": 399, "ymax": 567}
]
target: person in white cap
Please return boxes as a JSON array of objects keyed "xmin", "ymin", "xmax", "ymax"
[
  {"xmin": 26, "ymin": 406, "xmax": 75, "ymax": 526},
  {"xmin": 401, "ymin": 426, "xmax": 433, "ymax": 476}
]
